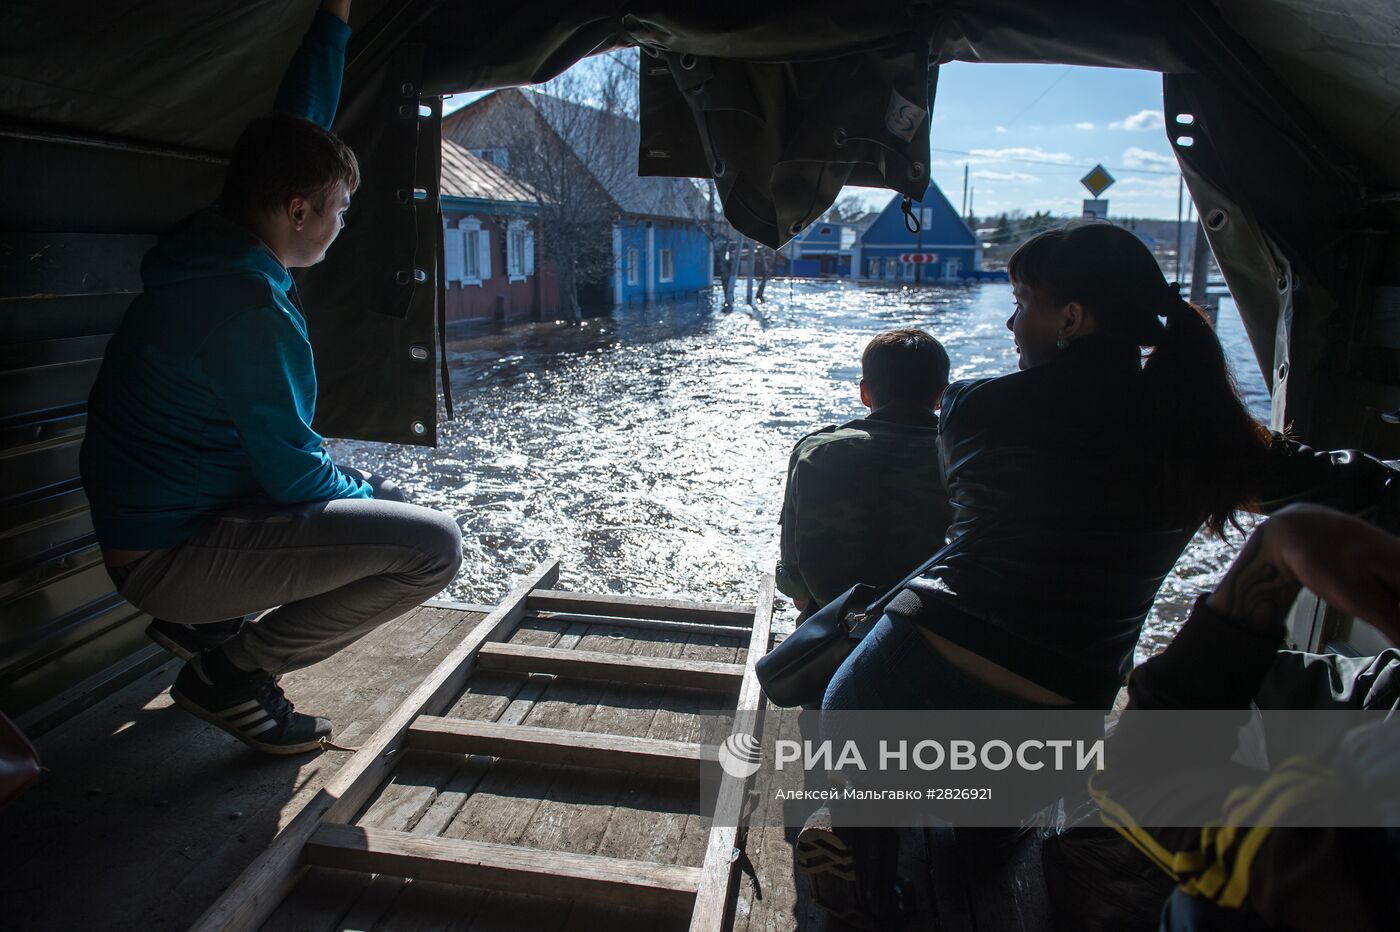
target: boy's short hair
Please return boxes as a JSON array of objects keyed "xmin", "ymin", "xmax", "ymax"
[
  {"xmin": 221, "ymin": 113, "xmax": 360, "ymax": 222},
  {"xmin": 861, "ymin": 328, "xmax": 950, "ymax": 408}
]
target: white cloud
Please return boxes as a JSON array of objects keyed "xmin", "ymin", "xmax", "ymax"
[
  {"xmin": 967, "ymin": 146, "xmax": 1075, "ymax": 164},
  {"xmin": 971, "ymin": 170, "xmax": 1039, "ymax": 183},
  {"xmin": 1121, "ymin": 147, "xmax": 1177, "ymax": 169},
  {"xmin": 1118, "ymin": 175, "xmax": 1181, "ymax": 191},
  {"xmin": 1110, "ymin": 109, "xmax": 1166, "ymax": 131},
  {"xmin": 1074, "ymin": 121, "xmax": 1095, "ymax": 130},
  {"xmin": 994, "ymin": 125, "xmax": 1008, "ymax": 134}
]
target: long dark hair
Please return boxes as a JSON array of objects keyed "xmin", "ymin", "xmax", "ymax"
[{"xmin": 1008, "ymin": 222, "xmax": 1270, "ymax": 533}]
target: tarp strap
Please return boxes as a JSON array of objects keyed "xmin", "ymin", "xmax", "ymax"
[
  {"xmin": 902, "ymin": 196, "xmax": 921, "ymax": 234},
  {"xmin": 434, "ymin": 134, "xmax": 454, "ymax": 421}
]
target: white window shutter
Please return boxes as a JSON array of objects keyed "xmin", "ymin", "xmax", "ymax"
[
  {"xmin": 524, "ymin": 228, "xmax": 535, "ymax": 276},
  {"xmin": 479, "ymin": 228, "xmax": 493, "ymax": 280},
  {"xmin": 443, "ymin": 227, "xmax": 464, "ymax": 283}
]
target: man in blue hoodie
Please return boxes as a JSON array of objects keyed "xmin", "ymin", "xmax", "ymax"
[{"xmin": 80, "ymin": 0, "xmax": 463, "ymax": 754}]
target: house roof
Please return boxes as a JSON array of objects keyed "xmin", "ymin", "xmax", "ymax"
[
  {"xmin": 439, "ymin": 140, "xmax": 539, "ymax": 203},
  {"xmin": 445, "ymin": 88, "xmax": 713, "ymax": 224},
  {"xmin": 521, "ymin": 89, "xmax": 712, "ymax": 222}
]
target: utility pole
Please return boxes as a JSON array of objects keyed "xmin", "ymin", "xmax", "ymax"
[
  {"xmin": 723, "ymin": 233, "xmax": 742, "ymax": 311},
  {"xmin": 745, "ymin": 237, "xmax": 756, "ymax": 305},
  {"xmin": 1174, "ymin": 175, "xmax": 1185, "ymax": 290},
  {"xmin": 962, "ymin": 164, "xmax": 969, "ymax": 219},
  {"xmin": 914, "ymin": 199, "xmax": 923, "ymax": 285}
]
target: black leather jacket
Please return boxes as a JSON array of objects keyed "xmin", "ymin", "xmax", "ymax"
[{"xmin": 889, "ymin": 335, "xmax": 1397, "ymax": 709}]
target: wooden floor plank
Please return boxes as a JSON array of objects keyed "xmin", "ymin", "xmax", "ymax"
[
  {"xmin": 528, "ymin": 590, "xmax": 755, "ymax": 627},
  {"xmin": 689, "ymin": 576, "xmax": 775, "ymax": 932},
  {"xmin": 476, "ymin": 641, "xmax": 744, "ymax": 691},
  {"xmin": 527, "ymin": 611, "xmax": 754, "ymax": 640},
  {"xmin": 407, "ymin": 716, "xmax": 709, "ymax": 779},
  {"xmin": 0, "ymin": 604, "xmax": 478, "ymax": 932},
  {"xmin": 310, "ymin": 621, "xmax": 591, "ymax": 932},
  {"xmin": 305, "ymin": 824, "xmax": 702, "ymax": 912},
  {"xmin": 511, "ymin": 624, "xmax": 691, "ymax": 863},
  {"xmin": 190, "ymin": 562, "xmax": 560, "ymax": 932}
]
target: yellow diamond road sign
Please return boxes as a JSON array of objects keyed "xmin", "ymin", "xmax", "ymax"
[{"xmin": 1081, "ymin": 164, "xmax": 1115, "ymax": 197}]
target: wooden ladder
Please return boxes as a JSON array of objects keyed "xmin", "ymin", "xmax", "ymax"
[{"xmin": 189, "ymin": 561, "xmax": 774, "ymax": 931}]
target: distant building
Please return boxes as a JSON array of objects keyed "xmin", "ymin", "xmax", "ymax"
[
  {"xmin": 790, "ymin": 222, "xmax": 856, "ymax": 277},
  {"xmin": 854, "ymin": 188, "xmax": 982, "ymax": 282},
  {"xmin": 439, "ymin": 140, "xmax": 556, "ymax": 323},
  {"xmin": 443, "ymin": 89, "xmax": 715, "ymax": 310}
]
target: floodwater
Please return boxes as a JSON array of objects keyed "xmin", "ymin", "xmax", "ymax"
[{"xmin": 328, "ymin": 280, "xmax": 1269, "ymax": 662}]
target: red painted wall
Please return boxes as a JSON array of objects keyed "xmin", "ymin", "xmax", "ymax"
[{"xmin": 443, "ymin": 213, "xmax": 559, "ymax": 324}]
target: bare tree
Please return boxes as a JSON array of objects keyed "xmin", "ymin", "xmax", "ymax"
[
  {"xmin": 447, "ymin": 51, "xmax": 734, "ymax": 316},
  {"xmin": 820, "ymin": 193, "xmax": 868, "ymax": 224},
  {"xmin": 447, "ymin": 57, "xmax": 640, "ymax": 319}
]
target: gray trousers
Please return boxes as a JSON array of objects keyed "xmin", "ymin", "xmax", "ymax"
[{"xmin": 113, "ymin": 469, "xmax": 463, "ymax": 675}]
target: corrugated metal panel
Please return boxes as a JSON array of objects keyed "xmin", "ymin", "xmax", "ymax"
[{"xmin": 0, "ymin": 231, "xmax": 162, "ymax": 728}]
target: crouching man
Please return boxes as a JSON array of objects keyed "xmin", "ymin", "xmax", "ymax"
[{"xmin": 79, "ymin": 0, "xmax": 462, "ymax": 754}]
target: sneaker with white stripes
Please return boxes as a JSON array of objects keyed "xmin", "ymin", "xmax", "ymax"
[{"xmin": 170, "ymin": 654, "xmax": 331, "ymax": 755}]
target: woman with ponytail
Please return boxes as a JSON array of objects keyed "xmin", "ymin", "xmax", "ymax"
[{"xmin": 819, "ymin": 222, "xmax": 1274, "ymax": 717}]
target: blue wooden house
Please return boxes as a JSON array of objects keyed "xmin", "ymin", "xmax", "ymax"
[
  {"xmin": 443, "ymin": 89, "xmax": 714, "ymax": 309},
  {"xmin": 790, "ymin": 221, "xmax": 855, "ymax": 276},
  {"xmin": 854, "ymin": 186, "xmax": 981, "ymax": 282}
]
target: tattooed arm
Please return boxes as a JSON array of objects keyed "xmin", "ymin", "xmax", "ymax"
[
  {"xmin": 1210, "ymin": 504, "xmax": 1400, "ymax": 642},
  {"xmin": 1091, "ymin": 505, "xmax": 1400, "ymax": 931}
]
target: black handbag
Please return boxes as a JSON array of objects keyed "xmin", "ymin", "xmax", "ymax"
[{"xmin": 756, "ymin": 537, "xmax": 961, "ymax": 708}]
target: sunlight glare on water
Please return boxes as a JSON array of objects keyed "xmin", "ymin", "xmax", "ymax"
[{"xmin": 329, "ymin": 281, "xmax": 1270, "ymax": 662}]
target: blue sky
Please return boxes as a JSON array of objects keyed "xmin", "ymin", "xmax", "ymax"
[
  {"xmin": 447, "ymin": 57, "xmax": 1186, "ymax": 221},
  {"xmin": 855, "ymin": 61, "xmax": 1184, "ymax": 220}
]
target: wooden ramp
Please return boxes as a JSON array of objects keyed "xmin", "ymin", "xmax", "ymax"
[{"xmin": 191, "ymin": 561, "xmax": 773, "ymax": 932}]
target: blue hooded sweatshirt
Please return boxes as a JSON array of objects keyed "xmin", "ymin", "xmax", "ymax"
[{"xmin": 80, "ymin": 11, "xmax": 371, "ymax": 550}]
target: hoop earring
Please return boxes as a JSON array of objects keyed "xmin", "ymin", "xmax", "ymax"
[{"xmin": 1056, "ymin": 337, "xmax": 1069, "ymax": 350}]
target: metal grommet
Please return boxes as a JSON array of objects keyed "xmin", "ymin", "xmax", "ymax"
[
  {"xmin": 396, "ymin": 189, "xmax": 411, "ymax": 204},
  {"xmin": 410, "ymin": 345, "xmax": 429, "ymax": 360},
  {"xmin": 411, "ymin": 421, "xmax": 427, "ymax": 436},
  {"xmin": 1277, "ymin": 362, "xmax": 1289, "ymax": 380},
  {"xmin": 401, "ymin": 82, "xmax": 415, "ymax": 96},
  {"xmin": 398, "ymin": 104, "xmax": 416, "ymax": 118},
  {"xmin": 713, "ymin": 159, "xmax": 725, "ymax": 176},
  {"xmin": 908, "ymin": 162, "xmax": 925, "ymax": 180},
  {"xmin": 1276, "ymin": 276, "xmax": 1289, "ymax": 293},
  {"xmin": 679, "ymin": 53, "xmax": 697, "ymax": 70},
  {"xmin": 789, "ymin": 219, "xmax": 805, "ymax": 236},
  {"xmin": 833, "ymin": 127, "xmax": 848, "ymax": 148},
  {"xmin": 1205, "ymin": 208, "xmax": 1228, "ymax": 231},
  {"xmin": 394, "ymin": 270, "xmax": 412, "ymax": 285}
]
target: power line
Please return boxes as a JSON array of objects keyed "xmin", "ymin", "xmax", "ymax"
[{"xmin": 1001, "ymin": 66, "xmax": 1073, "ymax": 128}]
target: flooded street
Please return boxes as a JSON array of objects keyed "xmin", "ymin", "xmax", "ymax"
[{"xmin": 328, "ymin": 280, "xmax": 1268, "ymax": 661}]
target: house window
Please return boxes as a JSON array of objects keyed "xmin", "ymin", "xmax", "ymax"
[
  {"xmin": 464, "ymin": 229, "xmax": 480, "ymax": 280},
  {"xmin": 506, "ymin": 221, "xmax": 529, "ymax": 281},
  {"xmin": 819, "ymin": 226, "xmax": 831, "ymax": 236},
  {"xmin": 627, "ymin": 248, "xmax": 639, "ymax": 286},
  {"xmin": 470, "ymin": 147, "xmax": 509, "ymax": 169},
  {"xmin": 868, "ymin": 258, "xmax": 883, "ymax": 278},
  {"xmin": 659, "ymin": 248, "xmax": 674, "ymax": 283}
]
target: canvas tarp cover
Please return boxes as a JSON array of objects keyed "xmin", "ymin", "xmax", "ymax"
[{"xmin": 3, "ymin": 0, "xmax": 1397, "ymax": 443}]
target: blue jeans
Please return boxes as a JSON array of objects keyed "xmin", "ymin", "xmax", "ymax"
[
  {"xmin": 824, "ymin": 613, "xmax": 1041, "ymax": 712},
  {"xmin": 821, "ymin": 614, "xmax": 1082, "ymax": 825}
]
